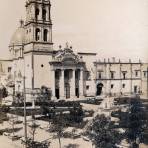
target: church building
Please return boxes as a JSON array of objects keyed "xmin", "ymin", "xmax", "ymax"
[
  {"xmin": 1, "ymin": 0, "xmax": 97, "ymax": 101},
  {"xmin": 0, "ymin": 0, "xmax": 148, "ymax": 101}
]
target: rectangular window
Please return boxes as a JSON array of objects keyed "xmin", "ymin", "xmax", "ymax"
[
  {"xmin": 86, "ymin": 85, "xmax": 89, "ymax": 90},
  {"xmin": 111, "ymin": 84, "xmax": 114, "ymax": 89},
  {"xmin": 143, "ymin": 71, "xmax": 147, "ymax": 78},
  {"xmin": 110, "ymin": 71, "xmax": 115, "ymax": 79},
  {"xmin": 98, "ymin": 72, "xmax": 102, "ymax": 79},
  {"xmin": 134, "ymin": 85, "xmax": 138, "ymax": 93},
  {"xmin": 135, "ymin": 71, "xmax": 138, "ymax": 77},
  {"xmin": 122, "ymin": 84, "xmax": 125, "ymax": 88},
  {"xmin": 122, "ymin": 72, "xmax": 127, "ymax": 79}
]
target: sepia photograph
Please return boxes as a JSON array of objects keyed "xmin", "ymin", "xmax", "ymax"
[{"xmin": 0, "ymin": 0, "xmax": 148, "ymax": 147}]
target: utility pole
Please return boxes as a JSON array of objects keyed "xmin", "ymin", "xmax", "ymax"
[
  {"xmin": 23, "ymin": 75, "xmax": 27, "ymax": 148},
  {"xmin": 130, "ymin": 62, "xmax": 133, "ymax": 95}
]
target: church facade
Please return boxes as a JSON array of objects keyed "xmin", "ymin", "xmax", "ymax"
[
  {"xmin": 0, "ymin": 0, "xmax": 148, "ymax": 101},
  {"xmin": 0, "ymin": 0, "xmax": 97, "ymax": 101}
]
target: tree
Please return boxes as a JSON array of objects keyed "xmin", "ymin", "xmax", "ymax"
[
  {"xmin": 125, "ymin": 98, "xmax": 146, "ymax": 148},
  {"xmin": 28, "ymin": 114, "xmax": 39, "ymax": 147},
  {"xmin": 9, "ymin": 114, "xmax": 17, "ymax": 136},
  {"xmin": 51, "ymin": 112, "xmax": 66, "ymax": 148},
  {"xmin": 0, "ymin": 86, "xmax": 8, "ymax": 99},
  {"xmin": 69, "ymin": 106, "xmax": 83, "ymax": 123},
  {"xmin": 87, "ymin": 114, "xmax": 121, "ymax": 148},
  {"xmin": 26, "ymin": 114, "xmax": 50, "ymax": 148}
]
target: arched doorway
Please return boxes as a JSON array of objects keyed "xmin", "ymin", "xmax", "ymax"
[
  {"xmin": 75, "ymin": 87, "xmax": 79, "ymax": 98},
  {"xmin": 96, "ymin": 83, "xmax": 103, "ymax": 96},
  {"xmin": 55, "ymin": 88, "xmax": 60, "ymax": 99}
]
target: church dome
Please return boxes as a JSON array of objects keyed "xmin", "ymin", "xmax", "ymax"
[{"xmin": 9, "ymin": 21, "xmax": 25, "ymax": 47}]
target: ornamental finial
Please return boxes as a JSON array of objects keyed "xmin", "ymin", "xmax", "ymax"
[{"xmin": 65, "ymin": 42, "xmax": 69, "ymax": 48}]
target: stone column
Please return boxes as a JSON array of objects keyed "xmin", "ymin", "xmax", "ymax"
[
  {"xmin": 60, "ymin": 69, "xmax": 65, "ymax": 99},
  {"xmin": 51, "ymin": 70, "xmax": 56, "ymax": 100},
  {"xmin": 70, "ymin": 69, "xmax": 76, "ymax": 99},
  {"xmin": 79, "ymin": 69, "xmax": 84, "ymax": 98}
]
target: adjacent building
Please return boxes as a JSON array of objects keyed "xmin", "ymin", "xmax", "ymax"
[{"xmin": 94, "ymin": 59, "xmax": 148, "ymax": 97}]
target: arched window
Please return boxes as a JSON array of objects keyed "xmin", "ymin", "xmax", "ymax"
[
  {"xmin": 35, "ymin": 8, "xmax": 39, "ymax": 20},
  {"xmin": 35, "ymin": 28, "xmax": 40, "ymax": 41},
  {"xmin": 42, "ymin": 9, "xmax": 47, "ymax": 21},
  {"xmin": 43, "ymin": 29, "xmax": 48, "ymax": 42}
]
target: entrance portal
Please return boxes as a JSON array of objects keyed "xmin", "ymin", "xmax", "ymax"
[
  {"xmin": 96, "ymin": 83, "xmax": 103, "ymax": 96},
  {"xmin": 55, "ymin": 89, "xmax": 59, "ymax": 99},
  {"xmin": 76, "ymin": 88, "xmax": 79, "ymax": 98}
]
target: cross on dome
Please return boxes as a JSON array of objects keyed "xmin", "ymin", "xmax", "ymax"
[{"xmin": 19, "ymin": 19, "xmax": 24, "ymax": 27}]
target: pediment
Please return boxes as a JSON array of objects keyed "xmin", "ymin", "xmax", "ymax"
[{"xmin": 53, "ymin": 47, "xmax": 81, "ymax": 64}]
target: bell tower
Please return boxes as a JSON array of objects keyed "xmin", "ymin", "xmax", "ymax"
[
  {"xmin": 24, "ymin": 0, "xmax": 53, "ymax": 52},
  {"xmin": 23, "ymin": 0, "xmax": 54, "ymax": 90}
]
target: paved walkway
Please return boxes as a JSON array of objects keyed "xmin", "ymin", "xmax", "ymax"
[{"xmin": 0, "ymin": 135, "xmax": 22, "ymax": 148}]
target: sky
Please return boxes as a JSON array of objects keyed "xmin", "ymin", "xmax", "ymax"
[{"xmin": 0, "ymin": 0, "xmax": 148, "ymax": 62}]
